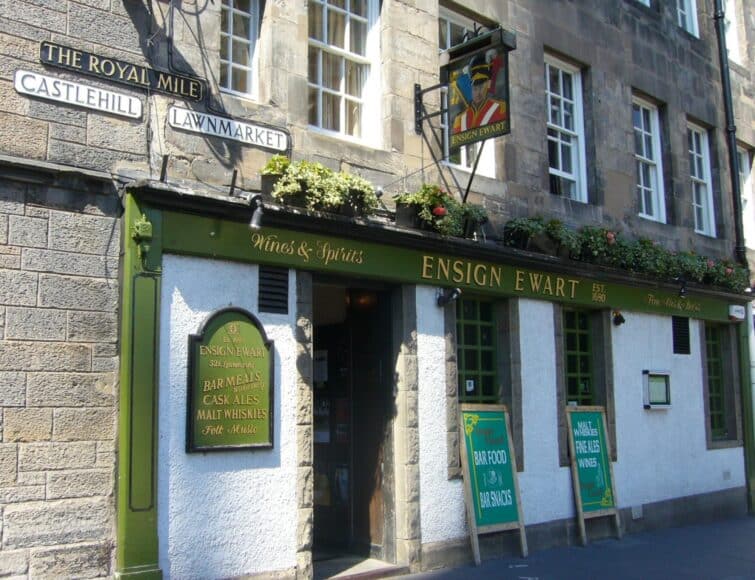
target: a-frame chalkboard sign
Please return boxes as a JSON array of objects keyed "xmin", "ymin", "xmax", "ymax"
[
  {"xmin": 565, "ymin": 406, "xmax": 622, "ymax": 545},
  {"xmin": 459, "ymin": 404, "xmax": 527, "ymax": 564}
]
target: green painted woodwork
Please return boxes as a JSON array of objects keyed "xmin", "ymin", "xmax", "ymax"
[
  {"xmin": 461, "ymin": 407, "xmax": 520, "ymax": 528},
  {"xmin": 563, "ymin": 309, "xmax": 594, "ymax": 406},
  {"xmin": 116, "ymin": 195, "xmax": 162, "ymax": 579},
  {"xmin": 159, "ymin": 210, "xmax": 739, "ymax": 322},
  {"xmin": 457, "ymin": 298, "xmax": 498, "ymax": 403},
  {"xmin": 567, "ymin": 409, "xmax": 615, "ymax": 512},
  {"xmin": 739, "ymin": 318, "xmax": 755, "ymax": 512}
]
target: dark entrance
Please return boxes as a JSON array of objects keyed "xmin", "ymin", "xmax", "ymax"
[{"xmin": 312, "ymin": 281, "xmax": 395, "ymax": 562}]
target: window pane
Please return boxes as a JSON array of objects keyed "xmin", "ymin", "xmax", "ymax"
[
  {"xmin": 328, "ymin": 9, "xmax": 346, "ymax": 48},
  {"xmin": 346, "ymin": 100, "xmax": 361, "ymax": 137},
  {"xmin": 309, "ymin": 4, "xmax": 324, "ymax": 40},
  {"xmin": 233, "ymin": 0, "xmax": 251, "ymax": 11},
  {"xmin": 322, "ymin": 92, "xmax": 340, "ymax": 131},
  {"xmin": 308, "ymin": 87, "xmax": 319, "ymax": 125},
  {"xmin": 232, "ymin": 40, "xmax": 250, "ymax": 67},
  {"xmin": 465, "ymin": 350, "xmax": 478, "ymax": 371},
  {"xmin": 351, "ymin": 0, "xmax": 367, "ymax": 16},
  {"xmin": 562, "ymin": 72, "xmax": 573, "ymax": 99},
  {"xmin": 481, "ymin": 351, "xmax": 493, "ymax": 371},
  {"xmin": 345, "ymin": 60, "xmax": 364, "ymax": 96},
  {"xmin": 464, "ymin": 325, "xmax": 478, "ymax": 346},
  {"xmin": 231, "ymin": 67, "xmax": 248, "ymax": 93},
  {"xmin": 322, "ymin": 51, "xmax": 342, "ymax": 90},
  {"xmin": 350, "ymin": 19, "xmax": 367, "ymax": 55},
  {"xmin": 548, "ymin": 138, "xmax": 559, "ymax": 169},
  {"xmin": 233, "ymin": 13, "xmax": 250, "ymax": 37},
  {"xmin": 561, "ymin": 142, "xmax": 573, "ymax": 173},
  {"xmin": 220, "ymin": 35, "xmax": 229, "ymax": 61},
  {"xmin": 438, "ymin": 19, "xmax": 448, "ymax": 50},
  {"xmin": 480, "ymin": 326, "xmax": 492, "ymax": 346},
  {"xmin": 549, "ymin": 65, "xmax": 560, "ymax": 95},
  {"xmin": 450, "ymin": 22, "xmax": 466, "ymax": 46},
  {"xmin": 462, "ymin": 300, "xmax": 477, "ymax": 320},
  {"xmin": 220, "ymin": 63, "xmax": 229, "ymax": 89},
  {"xmin": 308, "ymin": 46, "xmax": 319, "ymax": 83}
]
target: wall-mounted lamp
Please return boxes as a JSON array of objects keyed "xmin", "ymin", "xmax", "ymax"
[
  {"xmin": 675, "ymin": 277, "xmax": 687, "ymax": 299},
  {"xmin": 437, "ymin": 287, "xmax": 462, "ymax": 307},
  {"xmin": 612, "ymin": 310, "xmax": 625, "ymax": 326},
  {"xmin": 248, "ymin": 194, "xmax": 264, "ymax": 230}
]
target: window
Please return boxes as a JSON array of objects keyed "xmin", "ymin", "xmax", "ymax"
[
  {"xmin": 705, "ymin": 324, "xmax": 726, "ymax": 438},
  {"xmin": 677, "ymin": 0, "xmax": 699, "ymax": 36},
  {"xmin": 688, "ymin": 123, "xmax": 716, "ymax": 236},
  {"xmin": 633, "ymin": 99, "xmax": 666, "ymax": 222},
  {"xmin": 307, "ymin": 0, "xmax": 379, "ymax": 143},
  {"xmin": 220, "ymin": 0, "xmax": 260, "ymax": 97},
  {"xmin": 556, "ymin": 307, "xmax": 615, "ymax": 466},
  {"xmin": 701, "ymin": 322, "xmax": 742, "ymax": 447},
  {"xmin": 446, "ymin": 298, "xmax": 522, "ymax": 475},
  {"xmin": 563, "ymin": 309, "xmax": 594, "ymax": 406},
  {"xmin": 672, "ymin": 316, "xmax": 691, "ymax": 354},
  {"xmin": 725, "ymin": 0, "xmax": 741, "ymax": 64},
  {"xmin": 457, "ymin": 298, "xmax": 497, "ymax": 403},
  {"xmin": 545, "ymin": 57, "xmax": 587, "ymax": 202},
  {"xmin": 439, "ymin": 9, "xmax": 495, "ymax": 178},
  {"xmin": 738, "ymin": 147, "xmax": 753, "ymax": 248}
]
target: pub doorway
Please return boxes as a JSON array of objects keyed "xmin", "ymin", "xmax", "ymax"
[{"xmin": 312, "ymin": 279, "xmax": 396, "ymax": 568}]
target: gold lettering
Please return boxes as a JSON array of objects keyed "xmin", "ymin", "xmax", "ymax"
[
  {"xmin": 489, "ymin": 267, "xmax": 502, "ymax": 288},
  {"xmin": 568, "ymin": 279, "xmax": 580, "ymax": 298},
  {"xmin": 515, "ymin": 270, "xmax": 525, "ymax": 292},
  {"xmin": 473, "ymin": 264, "xmax": 487, "ymax": 286},
  {"xmin": 528, "ymin": 272, "xmax": 543, "ymax": 292},
  {"xmin": 437, "ymin": 257, "xmax": 450, "ymax": 281},
  {"xmin": 421, "ymin": 255, "xmax": 434, "ymax": 280},
  {"xmin": 452, "ymin": 260, "xmax": 465, "ymax": 283},
  {"xmin": 156, "ymin": 73, "xmax": 175, "ymax": 93},
  {"xmin": 465, "ymin": 262, "xmax": 473, "ymax": 285},
  {"xmin": 555, "ymin": 277, "xmax": 565, "ymax": 297},
  {"xmin": 542, "ymin": 276, "xmax": 553, "ymax": 295},
  {"xmin": 89, "ymin": 55, "xmax": 101, "ymax": 74},
  {"xmin": 189, "ymin": 80, "xmax": 200, "ymax": 99}
]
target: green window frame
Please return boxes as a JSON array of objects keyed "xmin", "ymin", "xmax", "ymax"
[
  {"xmin": 705, "ymin": 323, "xmax": 726, "ymax": 439},
  {"xmin": 564, "ymin": 308, "xmax": 594, "ymax": 406},
  {"xmin": 457, "ymin": 297, "xmax": 497, "ymax": 403}
]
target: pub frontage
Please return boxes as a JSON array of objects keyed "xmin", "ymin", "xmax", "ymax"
[{"xmin": 116, "ymin": 180, "xmax": 752, "ymax": 578}]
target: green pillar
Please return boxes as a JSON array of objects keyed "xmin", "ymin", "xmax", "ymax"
[{"xmin": 116, "ymin": 194, "xmax": 163, "ymax": 578}]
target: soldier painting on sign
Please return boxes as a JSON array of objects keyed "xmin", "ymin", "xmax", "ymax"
[{"xmin": 448, "ymin": 48, "xmax": 510, "ymax": 151}]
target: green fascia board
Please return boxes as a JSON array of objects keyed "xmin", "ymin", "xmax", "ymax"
[{"xmin": 158, "ymin": 209, "xmax": 741, "ymax": 322}]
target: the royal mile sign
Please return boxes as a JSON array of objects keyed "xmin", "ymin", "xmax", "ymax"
[
  {"xmin": 40, "ymin": 41, "xmax": 205, "ymax": 102},
  {"xmin": 187, "ymin": 308, "xmax": 274, "ymax": 452}
]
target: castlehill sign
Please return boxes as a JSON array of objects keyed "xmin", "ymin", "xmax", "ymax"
[{"xmin": 40, "ymin": 41, "xmax": 205, "ymax": 102}]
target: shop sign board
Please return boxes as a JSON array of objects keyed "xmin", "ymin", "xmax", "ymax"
[
  {"xmin": 14, "ymin": 69, "xmax": 142, "ymax": 119},
  {"xmin": 565, "ymin": 406, "xmax": 622, "ymax": 544},
  {"xmin": 40, "ymin": 41, "xmax": 205, "ymax": 101},
  {"xmin": 169, "ymin": 106, "xmax": 290, "ymax": 152},
  {"xmin": 459, "ymin": 404, "xmax": 527, "ymax": 563},
  {"xmin": 187, "ymin": 308, "xmax": 274, "ymax": 452},
  {"xmin": 158, "ymin": 214, "xmax": 741, "ymax": 323}
]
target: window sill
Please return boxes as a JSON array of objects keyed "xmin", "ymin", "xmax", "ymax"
[
  {"xmin": 638, "ymin": 213, "xmax": 666, "ymax": 224},
  {"xmin": 707, "ymin": 438, "xmax": 743, "ymax": 450},
  {"xmin": 306, "ymin": 125, "xmax": 383, "ymax": 154}
]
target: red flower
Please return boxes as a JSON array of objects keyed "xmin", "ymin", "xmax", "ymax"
[
  {"xmin": 432, "ymin": 206, "xmax": 447, "ymax": 217},
  {"xmin": 725, "ymin": 267, "xmax": 733, "ymax": 276},
  {"xmin": 606, "ymin": 231, "xmax": 616, "ymax": 245},
  {"xmin": 707, "ymin": 259, "xmax": 715, "ymax": 269}
]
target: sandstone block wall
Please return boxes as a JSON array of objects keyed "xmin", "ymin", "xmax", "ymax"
[{"xmin": 0, "ymin": 177, "xmax": 120, "ymax": 578}]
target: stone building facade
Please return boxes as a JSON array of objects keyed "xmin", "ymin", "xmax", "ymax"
[{"xmin": 0, "ymin": 1, "xmax": 753, "ymax": 579}]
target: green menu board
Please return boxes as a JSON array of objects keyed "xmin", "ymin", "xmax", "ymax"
[
  {"xmin": 459, "ymin": 404, "xmax": 527, "ymax": 562},
  {"xmin": 566, "ymin": 406, "xmax": 621, "ymax": 544},
  {"xmin": 187, "ymin": 308, "xmax": 274, "ymax": 452}
]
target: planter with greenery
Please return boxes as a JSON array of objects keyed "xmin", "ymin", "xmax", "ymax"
[
  {"xmin": 501, "ymin": 216, "xmax": 749, "ymax": 293},
  {"xmin": 393, "ymin": 184, "xmax": 487, "ymax": 238},
  {"xmin": 269, "ymin": 160, "xmax": 379, "ymax": 217},
  {"xmin": 260, "ymin": 154, "xmax": 290, "ymax": 197}
]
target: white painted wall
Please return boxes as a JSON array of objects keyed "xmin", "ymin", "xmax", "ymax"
[
  {"xmin": 611, "ymin": 312, "xmax": 745, "ymax": 506},
  {"xmin": 158, "ymin": 254, "xmax": 298, "ymax": 579},
  {"xmin": 416, "ymin": 295, "xmax": 746, "ymax": 544},
  {"xmin": 417, "ymin": 286, "xmax": 466, "ymax": 543},
  {"xmin": 517, "ymin": 299, "xmax": 574, "ymax": 524}
]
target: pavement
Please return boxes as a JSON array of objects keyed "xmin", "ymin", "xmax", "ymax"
[{"xmin": 399, "ymin": 516, "xmax": 755, "ymax": 580}]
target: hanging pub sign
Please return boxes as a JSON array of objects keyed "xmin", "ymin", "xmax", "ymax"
[
  {"xmin": 440, "ymin": 27, "xmax": 515, "ymax": 153},
  {"xmin": 187, "ymin": 307, "xmax": 274, "ymax": 452},
  {"xmin": 40, "ymin": 41, "xmax": 205, "ymax": 102}
]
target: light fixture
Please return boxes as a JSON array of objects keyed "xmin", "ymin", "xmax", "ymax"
[
  {"xmin": 437, "ymin": 287, "xmax": 462, "ymax": 307},
  {"xmin": 612, "ymin": 310, "xmax": 625, "ymax": 326},
  {"xmin": 248, "ymin": 194, "xmax": 264, "ymax": 230},
  {"xmin": 675, "ymin": 277, "xmax": 687, "ymax": 299}
]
